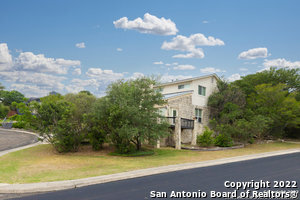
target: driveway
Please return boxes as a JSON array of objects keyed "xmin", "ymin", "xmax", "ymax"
[{"xmin": 0, "ymin": 129, "xmax": 38, "ymax": 152}]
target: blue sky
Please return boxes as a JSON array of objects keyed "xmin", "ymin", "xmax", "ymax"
[{"xmin": 1, "ymin": 0, "xmax": 300, "ymax": 97}]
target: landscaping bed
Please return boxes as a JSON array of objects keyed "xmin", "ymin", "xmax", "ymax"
[{"xmin": 181, "ymin": 143, "xmax": 244, "ymax": 151}]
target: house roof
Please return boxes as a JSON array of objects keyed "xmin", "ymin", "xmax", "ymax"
[
  {"xmin": 163, "ymin": 90, "xmax": 193, "ymax": 100},
  {"xmin": 154, "ymin": 73, "xmax": 219, "ymax": 88}
]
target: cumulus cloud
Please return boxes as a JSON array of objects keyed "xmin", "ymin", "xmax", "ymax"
[
  {"xmin": 0, "ymin": 43, "xmax": 13, "ymax": 70},
  {"xmin": 86, "ymin": 68, "xmax": 124, "ymax": 82},
  {"xmin": 238, "ymin": 47, "xmax": 268, "ymax": 60},
  {"xmin": 72, "ymin": 68, "xmax": 81, "ymax": 75},
  {"xmin": 200, "ymin": 67, "xmax": 225, "ymax": 73},
  {"xmin": 113, "ymin": 13, "xmax": 178, "ymax": 35},
  {"xmin": 262, "ymin": 58, "xmax": 300, "ymax": 70},
  {"xmin": 227, "ymin": 73, "xmax": 241, "ymax": 82},
  {"xmin": 161, "ymin": 33, "xmax": 224, "ymax": 59},
  {"xmin": 75, "ymin": 42, "xmax": 86, "ymax": 48},
  {"xmin": 153, "ymin": 61, "xmax": 164, "ymax": 65},
  {"xmin": 173, "ymin": 64, "xmax": 195, "ymax": 70},
  {"xmin": 116, "ymin": 48, "xmax": 123, "ymax": 51},
  {"xmin": 11, "ymin": 84, "xmax": 50, "ymax": 97},
  {"xmin": 0, "ymin": 71, "xmax": 66, "ymax": 91},
  {"xmin": 130, "ymin": 72, "xmax": 144, "ymax": 80},
  {"xmin": 13, "ymin": 52, "xmax": 80, "ymax": 74}
]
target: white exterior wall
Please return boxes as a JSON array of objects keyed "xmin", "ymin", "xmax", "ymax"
[
  {"xmin": 191, "ymin": 76, "xmax": 217, "ymax": 106},
  {"xmin": 158, "ymin": 76, "xmax": 218, "ymax": 107},
  {"xmin": 159, "ymin": 81, "xmax": 192, "ymax": 95}
]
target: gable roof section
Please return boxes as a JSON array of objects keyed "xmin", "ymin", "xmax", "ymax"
[{"xmin": 155, "ymin": 73, "xmax": 219, "ymax": 88}]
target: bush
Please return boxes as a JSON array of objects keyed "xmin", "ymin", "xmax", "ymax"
[
  {"xmin": 214, "ymin": 133, "xmax": 233, "ymax": 147},
  {"xmin": 196, "ymin": 127, "xmax": 214, "ymax": 147},
  {"xmin": 0, "ymin": 103, "xmax": 9, "ymax": 118}
]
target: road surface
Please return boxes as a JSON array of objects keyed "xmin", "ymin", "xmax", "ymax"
[{"xmin": 0, "ymin": 129, "xmax": 38, "ymax": 152}]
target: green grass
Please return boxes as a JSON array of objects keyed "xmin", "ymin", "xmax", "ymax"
[{"xmin": 0, "ymin": 142, "xmax": 299, "ymax": 184}]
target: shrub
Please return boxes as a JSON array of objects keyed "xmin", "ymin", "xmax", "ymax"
[
  {"xmin": 0, "ymin": 103, "xmax": 9, "ymax": 118},
  {"xmin": 214, "ymin": 133, "xmax": 233, "ymax": 147},
  {"xmin": 196, "ymin": 127, "xmax": 214, "ymax": 147}
]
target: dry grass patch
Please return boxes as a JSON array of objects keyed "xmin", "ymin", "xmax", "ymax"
[{"xmin": 0, "ymin": 142, "xmax": 299, "ymax": 184}]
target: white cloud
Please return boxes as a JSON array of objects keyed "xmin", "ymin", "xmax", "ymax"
[
  {"xmin": 72, "ymin": 68, "xmax": 81, "ymax": 75},
  {"xmin": 173, "ymin": 64, "xmax": 195, "ymax": 70},
  {"xmin": 200, "ymin": 67, "xmax": 225, "ymax": 73},
  {"xmin": 161, "ymin": 33, "xmax": 224, "ymax": 59},
  {"xmin": 86, "ymin": 68, "xmax": 124, "ymax": 82},
  {"xmin": 130, "ymin": 72, "xmax": 144, "ymax": 80},
  {"xmin": 113, "ymin": 13, "xmax": 178, "ymax": 35},
  {"xmin": 238, "ymin": 47, "xmax": 268, "ymax": 60},
  {"xmin": 75, "ymin": 42, "xmax": 86, "ymax": 48},
  {"xmin": 116, "ymin": 48, "xmax": 123, "ymax": 51},
  {"xmin": 0, "ymin": 43, "xmax": 13, "ymax": 70},
  {"xmin": 11, "ymin": 84, "xmax": 50, "ymax": 97},
  {"xmin": 263, "ymin": 58, "xmax": 300, "ymax": 70},
  {"xmin": 160, "ymin": 74, "xmax": 193, "ymax": 83},
  {"xmin": 0, "ymin": 71, "xmax": 66, "ymax": 91},
  {"xmin": 227, "ymin": 73, "xmax": 241, "ymax": 82},
  {"xmin": 14, "ymin": 52, "xmax": 80, "ymax": 74},
  {"xmin": 239, "ymin": 68, "xmax": 248, "ymax": 71},
  {"xmin": 153, "ymin": 61, "xmax": 164, "ymax": 65},
  {"xmin": 202, "ymin": 20, "xmax": 209, "ymax": 24}
]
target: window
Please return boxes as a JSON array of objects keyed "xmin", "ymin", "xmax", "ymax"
[
  {"xmin": 195, "ymin": 108, "xmax": 202, "ymax": 123},
  {"xmin": 178, "ymin": 84, "xmax": 190, "ymax": 89},
  {"xmin": 178, "ymin": 85, "xmax": 184, "ymax": 89},
  {"xmin": 198, "ymin": 85, "xmax": 206, "ymax": 96}
]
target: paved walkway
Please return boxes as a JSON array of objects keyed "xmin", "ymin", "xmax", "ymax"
[{"xmin": 0, "ymin": 128, "xmax": 38, "ymax": 152}]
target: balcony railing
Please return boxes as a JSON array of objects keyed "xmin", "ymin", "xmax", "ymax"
[{"xmin": 165, "ymin": 117, "xmax": 194, "ymax": 129}]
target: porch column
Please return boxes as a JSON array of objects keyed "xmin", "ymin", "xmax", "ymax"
[
  {"xmin": 175, "ymin": 117, "xmax": 181, "ymax": 149},
  {"xmin": 191, "ymin": 120, "xmax": 198, "ymax": 145},
  {"xmin": 156, "ymin": 139, "xmax": 160, "ymax": 148}
]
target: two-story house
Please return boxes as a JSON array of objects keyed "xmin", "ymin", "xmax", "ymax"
[{"xmin": 154, "ymin": 74, "xmax": 219, "ymax": 149}]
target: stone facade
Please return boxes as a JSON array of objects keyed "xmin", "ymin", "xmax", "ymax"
[{"xmin": 155, "ymin": 74, "xmax": 217, "ymax": 148}]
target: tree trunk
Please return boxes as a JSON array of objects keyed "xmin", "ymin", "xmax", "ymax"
[{"xmin": 136, "ymin": 140, "xmax": 141, "ymax": 151}]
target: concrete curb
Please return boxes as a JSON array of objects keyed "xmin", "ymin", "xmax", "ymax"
[{"xmin": 0, "ymin": 148, "xmax": 299, "ymax": 194}]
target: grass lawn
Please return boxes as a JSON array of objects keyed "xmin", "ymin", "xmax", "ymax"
[{"xmin": 0, "ymin": 142, "xmax": 299, "ymax": 184}]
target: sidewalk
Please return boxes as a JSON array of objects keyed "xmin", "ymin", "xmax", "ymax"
[{"xmin": 0, "ymin": 148, "xmax": 299, "ymax": 194}]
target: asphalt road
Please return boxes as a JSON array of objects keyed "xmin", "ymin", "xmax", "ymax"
[
  {"xmin": 0, "ymin": 129, "xmax": 38, "ymax": 151},
  {"xmin": 6, "ymin": 152, "xmax": 300, "ymax": 200}
]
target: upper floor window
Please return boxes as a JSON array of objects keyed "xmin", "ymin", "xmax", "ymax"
[
  {"xmin": 178, "ymin": 84, "xmax": 190, "ymax": 89},
  {"xmin": 198, "ymin": 85, "xmax": 206, "ymax": 96}
]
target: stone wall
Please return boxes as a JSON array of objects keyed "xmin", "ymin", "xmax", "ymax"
[{"xmin": 159, "ymin": 94, "xmax": 211, "ymax": 147}]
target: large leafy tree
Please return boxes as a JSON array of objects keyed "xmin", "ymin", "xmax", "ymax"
[
  {"xmin": 234, "ymin": 67, "xmax": 300, "ymax": 99},
  {"xmin": 97, "ymin": 77, "xmax": 170, "ymax": 153},
  {"xmin": 0, "ymin": 90, "xmax": 25, "ymax": 106},
  {"xmin": 248, "ymin": 83, "xmax": 300, "ymax": 137}
]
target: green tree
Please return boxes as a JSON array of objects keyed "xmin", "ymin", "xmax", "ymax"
[
  {"xmin": 248, "ymin": 83, "xmax": 300, "ymax": 138},
  {"xmin": 98, "ymin": 77, "xmax": 170, "ymax": 153},
  {"xmin": 234, "ymin": 68, "xmax": 300, "ymax": 98},
  {"xmin": 0, "ymin": 103, "xmax": 9, "ymax": 118},
  {"xmin": 0, "ymin": 90, "xmax": 25, "ymax": 106},
  {"xmin": 34, "ymin": 94, "xmax": 77, "ymax": 152}
]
